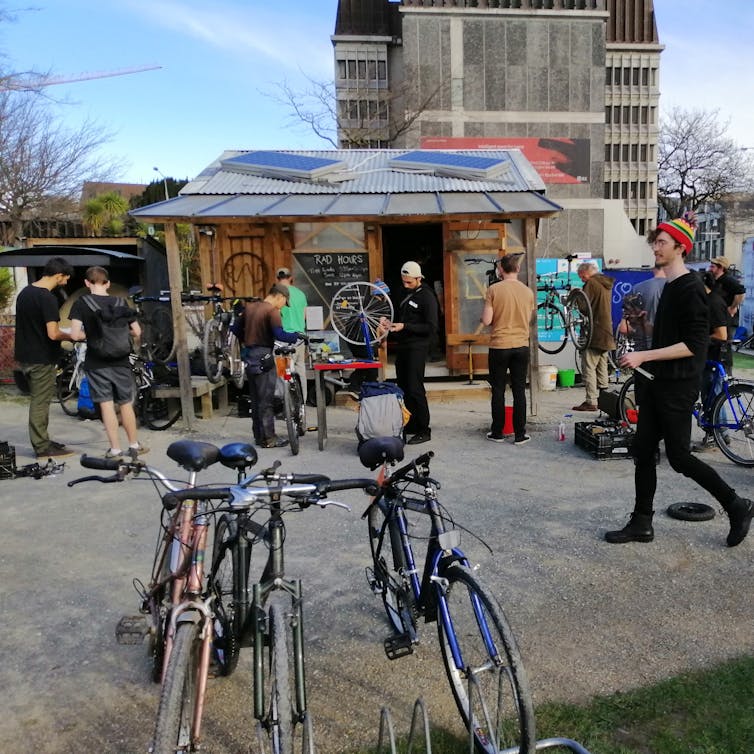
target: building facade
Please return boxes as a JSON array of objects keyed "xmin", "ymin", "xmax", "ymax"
[{"xmin": 333, "ymin": 0, "xmax": 662, "ymax": 261}]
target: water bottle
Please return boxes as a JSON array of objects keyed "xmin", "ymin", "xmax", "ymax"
[{"xmin": 558, "ymin": 418, "xmax": 566, "ymax": 441}]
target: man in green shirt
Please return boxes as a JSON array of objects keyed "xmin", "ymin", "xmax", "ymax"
[{"xmin": 276, "ymin": 267, "xmax": 308, "ymax": 401}]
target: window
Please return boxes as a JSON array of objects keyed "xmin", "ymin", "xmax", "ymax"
[
  {"xmin": 641, "ymin": 106, "xmax": 648, "ymax": 125},
  {"xmin": 614, "ymin": 105, "xmax": 620, "ymax": 124},
  {"xmin": 622, "ymin": 106, "xmax": 630, "ymax": 125},
  {"xmin": 604, "ymin": 182, "xmax": 611, "ymax": 199},
  {"xmin": 630, "ymin": 181, "xmax": 638, "ymax": 199},
  {"xmin": 641, "ymin": 68, "xmax": 649, "ymax": 86},
  {"xmin": 358, "ymin": 60, "xmax": 366, "ymax": 80},
  {"xmin": 612, "ymin": 181, "xmax": 620, "ymax": 197},
  {"xmin": 622, "ymin": 144, "xmax": 629, "ymax": 162},
  {"xmin": 613, "ymin": 144, "xmax": 620, "ymax": 161},
  {"xmin": 605, "ymin": 144, "xmax": 611, "ymax": 162},
  {"xmin": 623, "ymin": 67, "xmax": 630, "ymax": 85},
  {"xmin": 605, "ymin": 106, "xmax": 612, "ymax": 125},
  {"xmin": 640, "ymin": 144, "xmax": 647, "ymax": 161},
  {"xmin": 621, "ymin": 181, "xmax": 628, "ymax": 198},
  {"xmin": 631, "ymin": 144, "xmax": 638, "ymax": 161},
  {"xmin": 638, "ymin": 218, "xmax": 646, "ymax": 235},
  {"xmin": 633, "ymin": 67, "xmax": 640, "ymax": 86},
  {"xmin": 605, "ymin": 68, "xmax": 612, "ymax": 85},
  {"xmin": 337, "ymin": 60, "xmax": 346, "ymax": 79},
  {"xmin": 378, "ymin": 61, "xmax": 387, "ymax": 81},
  {"xmin": 613, "ymin": 67, "xmax": 621, "ymax": 85},
  {"xmin": 639, "ymin": 182, "xmax": 647, "ymax": 199},
  {"xmin": 348, "ymin": 60, "xmax": 356, "ymax": 79},
  {"xmin": 631, "ymin": 105, "xmax": 639, "ymax": 124},
  {"xmin": 368, "ymin": 61, "xmax": 377, "ymax": 81}
]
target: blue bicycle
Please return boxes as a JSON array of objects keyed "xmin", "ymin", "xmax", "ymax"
[
  {"xmin": 359, "ymin": 437, "xmax": 536, "ymax": 754},
  {"xmin": 618, "ymin": 358, "xmax": 754, "ymax": 466}
]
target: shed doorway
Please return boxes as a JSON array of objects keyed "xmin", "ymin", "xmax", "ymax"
[{"xmin": 380, "ymin": 223, "xmax": 445, "ymax": 365}]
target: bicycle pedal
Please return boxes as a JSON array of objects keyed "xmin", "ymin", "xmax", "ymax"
[
  {"xmin": 383, "ymin": 633, "xmax": 414, "ymax": 660},
  {"xmin": 116, "ymin": 614, "xmax": 149, "ymax": 645}
]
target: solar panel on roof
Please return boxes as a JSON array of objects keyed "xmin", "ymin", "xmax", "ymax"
[
  {"xmin": 389, "ymin": 150, "xmax": 509, "ymax": 180},
  {"xmin": 221, "ymin": 151, "xmax": 348, "ymax": 181}
]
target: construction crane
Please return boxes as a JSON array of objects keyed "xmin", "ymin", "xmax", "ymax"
[{"xmin": 0, "ymin": 64, "xmax": 162, "ymax": 92}]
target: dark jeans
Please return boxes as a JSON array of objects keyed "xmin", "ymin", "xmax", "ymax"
[
  {"xmin": 245, "ymin": 347, "xmax": 277, "ymax": 444},
  {"xmin": 633, "ymin": 375, "xmax": 735, "ymax": 515},
  {"xmin": 395, "ymin": 344, "xmax": 430, "ymax": 435},
  {"xmin": 488, "ymin": 346, "xmax": 529, "ymax": 438}
]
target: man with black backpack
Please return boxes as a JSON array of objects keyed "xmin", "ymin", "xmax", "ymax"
[{"xmin": 69, "ymin": 266, "xmax": 148, "ymax": 460}]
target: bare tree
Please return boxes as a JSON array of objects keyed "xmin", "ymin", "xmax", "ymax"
[
  {"xmin": 271, "ymin": 74, "xmax": 440, "ymax": 148},
  {"xmin": 0, "ymin": 90, "xmax": 117, "ymax": 246},
  {"xmin": 658, "ymin": 107, "xmax": 754, "ymax": 215}
]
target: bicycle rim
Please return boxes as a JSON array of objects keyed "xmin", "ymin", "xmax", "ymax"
[
  {"xmin": 267, "ymin": 599, "xmax": 294, "ymax": 754},
  {"xmin": 330, "ymin": 281, "xmax": 394, "ymax": 347},
  {"xmin": 712, "ymin": 383, "xmax": 754, "ymax": 466},
  {"xmin": 292, "ymin": 374, "xmax": 306, "ymax": 437},
  {"xmin": 148, "ymin": 306, "xmax": 175, "ymax": 364},
  {"xmin": 536, "ymin": 302, "xmax": 567, "ymax": 354},
  {"xmin": 228, "ymin": 332, "xmax": 246, "ymax": 389},
  {"xmin": 141, "ymin": 391, "xmax": 182, "ymax": 431},
  {"xmin": 151, "ymin": 621, "xmax": 202, "ymax": 753},
  {"xmin": 283, "ymin": 383, "xmax": 299, "ymax": 455},
  {"xmin": 565, "ymin": 289, "xmax": 592, "ymax": 352},
  {"xmin": 56, "ymin": 363, "xmax": 80, "ymax": 416},
  {"xmin": 203, "ymin": 319, "xmax": 225, "ymax": 383},
  {"xmin": 437, "ymin": 563, "xmax": 536, "ymax": 754},
  {"xmin": 618, "ymin": 375, "xmax": 638, "ymax": 425}
]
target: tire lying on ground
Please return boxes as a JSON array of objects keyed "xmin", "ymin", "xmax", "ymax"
[{"xmin": 666, "ymin": 502, "xmax": 716, "ymax": 522}]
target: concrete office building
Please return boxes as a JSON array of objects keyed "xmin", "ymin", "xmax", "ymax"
[{"xmin": 333, "ymin": 0, "xmax": 661, "ymax": 265}]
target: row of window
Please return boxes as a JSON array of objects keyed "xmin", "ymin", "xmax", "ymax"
[
  {"xmin": 629, "ymin": 218, "xmax": 651, "ymax": 236},
  {"xmin": 604, "ymin": 181, "xmax": 654, "ymax": 201},
  {"xmin": 605, "ymin": 65, "xmax": 658, "ymax": 87},
  {"xmin": 337, "ymin": 98, "xmax": 389, "ymax": 122},
  {"xmin": 604, "ymin": 142, "xmax": 655, "ymax": 163},
  {"xmin": 337, "ymin": 58, "xmax": 388, "ymax": 83},
  {"xmin": 605, "ymin": 105, "xmax": 657, "ymax": 126}
]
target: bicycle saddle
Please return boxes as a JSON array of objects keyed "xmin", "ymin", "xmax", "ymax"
[
  {"xmin": 358, "ymin": 436, "xmax": 405, "ymax": 470},
  {"xmin": 219, "ymin": 442, "xmax": 257, "ymax": 471},
  {"xmin": 167, "ymin": 440, "xmax": 221, "ymax": 472}
]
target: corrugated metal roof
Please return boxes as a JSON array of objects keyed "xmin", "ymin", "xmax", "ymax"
[{"xmin": 130, "ymin": 148, "xmax": 562, "ymax": 221}]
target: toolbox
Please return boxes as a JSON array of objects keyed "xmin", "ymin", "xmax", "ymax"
[
  {"xmin": 574, "ymin": 420, "xmax": 634, "ymax": 460},
  {"xmin": 0, "ymin": 441, "xmax": 17, "ymax": 479}
]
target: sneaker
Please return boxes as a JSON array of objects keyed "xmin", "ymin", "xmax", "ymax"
[
  {"xmin": 407, "ymin": 431, "xmax": 431, "ymax": 445},
  {"xmin": 513, "ymin": 435, "xmax": 531, "ymax": 445},
  {"xmin": 726, "ymin": 496, "xmax": 754, "ymax": 547},
  {"xmin": 572, "ymin": 402, "xmax": 598, "ymax": 412},
  {"xmin": 691, "ymin": 434, "xmax": 715, "ymax": 453},
  {"xmin": 49, "ymin": 440, "xmax": 67, "ymax": 450},
  {"xmin": 127, "ymin": 443, "xmax": 149, "ymax": 460},
  {"xmin": 104, "ymin": 449, "xmax": 124, "ymax": 461},
  {"xmin": 36, "ymin": 445, "xmax": 75, "ymax": 459},
  {"xmin": 486, "ymin": 432, "xmax": 505, "ymax": 443},
  {"xmin": 261, "ymin": 437, "xmax": 289, "ymax": 449}
]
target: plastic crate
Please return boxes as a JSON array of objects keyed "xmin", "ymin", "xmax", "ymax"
[
  {"xmin": 0, "ymin": 441, "xmax": 16, "ymax": 479},
  {"xmin": 574, "ymin": 420, "xmax": 634, "ymax": 460}
]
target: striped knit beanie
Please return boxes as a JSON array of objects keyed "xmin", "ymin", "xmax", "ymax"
[{"xmin": 656, "ymin": 214, "xmax": 697, "ymax": 253}]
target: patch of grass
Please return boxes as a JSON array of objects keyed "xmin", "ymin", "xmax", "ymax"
[
  {"xmin": 732, "ymin": 350, "xmax": 754, "ymax": 372},
  {"xmin": 353, "ymin": 656, "xmax": 754, "ymax": 753}
]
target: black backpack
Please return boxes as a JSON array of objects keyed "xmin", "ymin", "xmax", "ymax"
[{"xmin": 82, "ymin": 295, "xmax": 134, "ymax": 360}]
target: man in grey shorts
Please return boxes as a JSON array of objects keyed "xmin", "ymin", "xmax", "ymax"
[{"xmin": 69, "ymin": 266, "xmax": 148, "ymax": 460}]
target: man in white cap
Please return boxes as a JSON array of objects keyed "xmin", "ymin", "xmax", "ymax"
[
  {"xmin": 276, "ymin": 266, "xmax": 308, "ymax": 401},
  {"xmin": 380, "ymin": 261, "xmax": 439, "ymax": 444}
]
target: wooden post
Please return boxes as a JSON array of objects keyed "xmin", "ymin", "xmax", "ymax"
[
  {"xmin": 525, "ymin": 217, "xmax": 539, "ymax": 417},
  {"xmin": 164, "ymin": 222, "xmax": 195, "ymax": 429}
]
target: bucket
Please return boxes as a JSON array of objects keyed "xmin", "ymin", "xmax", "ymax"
[
  {"xmin": 538, "ymin": 365, "xmax": 558, "ymax": 392},
  {"xmin": 502, "ymin": 405, "xmax": 513, "ymax": 435},
  {"xmin": 557, "ymin": 369, "xmax": 576, "ymax": 388}
]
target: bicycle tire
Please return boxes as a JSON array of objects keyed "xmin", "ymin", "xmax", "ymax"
[
  {"xmin": 437, "ymin": 563, "xmax": 536, "ymax": 754},
  {"xmin": 330, "ymin": 281, "xmax": 394, "ymax": 347},
  {"xmin": 292, "ymin": 374, "xmax": 306, "ymax": 437},
  {"xmin": 210, "ymin": 515, "xmax": 245, "ymax": 677},
  {"xmin": 367, "ymin": 501, "xmax": 415, "ymax": 636},
  {"xmin": 228, "ymin": 332, "xmax": 246, "ymax": 389},
  {"xmin": 151, "ymin": 621, "xmax": 202, "ymax": 753},
  {"xmin": 564, "ymin": 288, "xmax": 593, "ymax": 352},
  {"xmin": 283, "ymin": 382, "xmax": 300, "ymax": 455},
  {"xmin": 147, "ymin": 551, "xmax": 172, "ymax": 684},
  {"xmin": 536, "ymin": 302, "xmax": 567, "ymax": 355},
  {"xmin": 141, "ymin": 389, "xmax": 182, "ymax": 431},
  {"xmin": 618, "ymin": 374, "xmax": 638, "ymax": 425},
  {"xmin": 203, "ymin": 318, "xmax": 225, "ymax": 384},
  {"xmin": 267, "ymin": 599, "xmax": 294, "ymax": 754},
  {"xmin": 711, "ymin": 383, "xmax": 754, "ymax": 466},
  {"xmin": 146, "ymin": 306, "xmax": 175, "ymax": 365},
  {"xmin": 56, "ymin": 363, "xmax": 80, "ymax": 416}
]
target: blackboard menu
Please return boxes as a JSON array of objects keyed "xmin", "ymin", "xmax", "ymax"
[{"xmin": 293, "ymin": 251, "xmax": 370, "ymax": 325}]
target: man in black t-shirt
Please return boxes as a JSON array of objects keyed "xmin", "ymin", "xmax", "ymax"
[
  {"xmin": 708, "ymin": 256, "xmax": 745, "ymax": 342},
  {"xmin": 606, "ymin": 215, "xmax": 753, "ymax": 548},
  {"xmin": 14, "ymin": 257, "xmax": 75, "ymax": 458},
  {"xmin": 70, "ymin": 266, "xmax": 146, "ymax": 461}
]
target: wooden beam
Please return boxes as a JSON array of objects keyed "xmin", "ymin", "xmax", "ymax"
[
  {"xmin": 164, "ymin": 223, "xmax": 196, "ymax": 430},
  {"xmin": 525, "ymin": 217, "xmax": 539, "ymax": 417}
]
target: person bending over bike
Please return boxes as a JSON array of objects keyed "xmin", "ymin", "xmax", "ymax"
[
  {"xmin": 607, "ymin": 214, "xmax": 753, "ymax": 548},
  {"xmin": 242, "ymin": 284, "xmax": 298, "ymax": 449}
]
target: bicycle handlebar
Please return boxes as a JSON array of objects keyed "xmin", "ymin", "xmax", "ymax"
[{"xmin": 384, "ymin": 451, "xmax": 435, "ymax": 486}]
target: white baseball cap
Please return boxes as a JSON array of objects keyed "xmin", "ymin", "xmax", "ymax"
[{"xmin": 400, "ymin": 261, "xmax": 424, "ymax": 278}]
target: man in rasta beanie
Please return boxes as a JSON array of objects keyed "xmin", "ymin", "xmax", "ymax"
[{"xmin": 606, "ymin": 214, "xmax": 754, "ymax": 547}]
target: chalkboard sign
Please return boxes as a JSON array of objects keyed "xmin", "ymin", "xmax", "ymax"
[{"xmin": 293, "ymin": 252, "xmax": 370, "ymax": 325}]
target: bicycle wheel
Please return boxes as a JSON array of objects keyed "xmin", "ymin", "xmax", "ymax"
[
  {"xmin": 330, "ymin": 281, "xmax": 394, "ymax": 347},
  {"xmin": 151, "ymin": 621, "xmax": 202, "ymax": 753},
  {"xmin": 228, "ymin": 332, "xmax": 246, "ymax": 389},
  {"xmin": 141, "ymin": 389, "xmax": 182, "ymax": 431},
  {"xmin": 210, "ymin": 515, "xmax": 246, "ymax": 677},
  {"xmin": 618, "ymin": 374, "xmax": 638, "ymax": 425},
  {"xmin": 437, "ymin": 563, "xmax": 536, "ymax": 754},
  {"xmin": 283, "ymin": 381, "xmax": 300, "ymax": 456},
  {"xmin": 267, "ymin": 599, "xmax": 294, "ymax": 754},
  {"xmin": 146, "ymin": 306, "xmax": 175, "ymax": 365},
  {"xmin": 147, "ymin": 549, "xmax": 172, "ymax": 684},
  {"xmin": 292, "ymin": 374, "xmax": 306, "ymax": 437},
  {"xmin": 564, "ymin": 288, "xmax": 593, "ymax": 352},
  {"xmin": 203, "ymin": 318, "xmax": 225, "ymax": 383},
  {"xmin": 56, "ymin": 362, "xmax": 80, "ymax": 416},
  {"xmin": 536, "ymin": 302, "xmax": 567, "ymax": 355},
  {"xmin": 711, "ymin": 383, "xmax": 754, "ymax": 466},
  {"xmin": 367, "ymin": 502, "xmax": 414, "ymax": 636}
]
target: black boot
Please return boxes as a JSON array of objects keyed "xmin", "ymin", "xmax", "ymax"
[
  {"xmin": 726, "ymin": 496, "xmax": 754, "ymax": 547},
  {"xmin": 605, "ymin": 512, "xmax": 654, "ymax": 544}
]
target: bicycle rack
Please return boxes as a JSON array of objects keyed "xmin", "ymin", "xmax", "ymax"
[
  {"xmin": 375, "ymin": 698, "xmax": 432, "ymax": 754},
  {"xmin": 465, "ymin": 667, "xmax": 594, "ymax": 754}
]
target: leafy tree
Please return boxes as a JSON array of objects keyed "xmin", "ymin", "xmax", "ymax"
[
  {"xmin": 0, "ymin": 266, "xmax": 13, "ymax": 312},
  {"xmin": 658, "ymin": 107, "xmax": 754, "ymax": 215},
  {"xmin": 82, "ymin": 190, "xmax": 129, "ymax": 236}
]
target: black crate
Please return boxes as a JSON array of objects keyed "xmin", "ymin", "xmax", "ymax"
[
  {"xmin": 575, "ymin": 420, "xmax": 634, "ymax": 460},
  {"xmin": 0, "ymin": 444, "xmax": 16, "ymax": 479}
]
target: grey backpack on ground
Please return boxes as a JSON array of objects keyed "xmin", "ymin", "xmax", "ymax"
[{"xmin": 355, "ymin": 381, "xmax": 408, "ymax": 446}]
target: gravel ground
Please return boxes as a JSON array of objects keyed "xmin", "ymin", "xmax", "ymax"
[{"xmin": 0, "ymin": 378, "xmax": 753, "ymax": 753}]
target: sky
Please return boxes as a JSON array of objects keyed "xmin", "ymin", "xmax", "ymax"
[{"xmin": 3, "ymin": 0, "xmax": 753, "ymax": 186}]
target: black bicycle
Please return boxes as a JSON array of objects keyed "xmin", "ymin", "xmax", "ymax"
[{"xmin": 359, "ymin": 437, "xmax": 536, "ymax": 754}]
